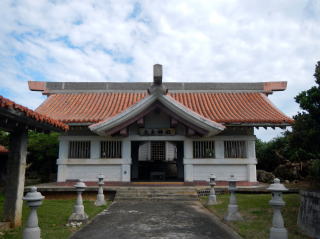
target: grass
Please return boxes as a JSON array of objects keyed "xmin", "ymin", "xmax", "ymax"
[
  {"xmin": 201, "ymin": 193, "xmax": 311, "ymax": 239},
  {"xmin": 0, "ymin": 193, "xmax": 110, "ymax": 239}
]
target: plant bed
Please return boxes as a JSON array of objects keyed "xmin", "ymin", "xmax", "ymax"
[
  {"xmin": 201, "ymin": 194, "xmax": 311, "ymax": 239},
  {"xmin": 0, "ymin": 193, "xmax": 110, "ymax": 239}
]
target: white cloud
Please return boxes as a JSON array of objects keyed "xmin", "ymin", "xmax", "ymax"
[{"xmin": 0, "ymin": 0, "xmax": 319, "ymax": 141}]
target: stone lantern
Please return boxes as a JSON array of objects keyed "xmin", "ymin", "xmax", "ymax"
[
  {"xmin": 207, "ymin": 174, "xmax": 217, "ymax": 205},
  {"xmin": 224, "ymin": 174, "xmax": 243, "ymax": 221},
  {"xmin": 22, "ymin": 186, "xmax": 44, "ymax": 239},
  {"xmin": 95, "ymin": 173, "xmax": 107, "ymax": 206},
  {"xmin": 267, "ymin": 178, "xmax": 288, "ymax": 239},
  {"xmin": 68, "ymin": 179, "xmax": 88, "ymax": 223}
]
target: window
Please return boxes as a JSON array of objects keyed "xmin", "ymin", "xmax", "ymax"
[
  {"xmin": 150, "ymin": 141, "xmax": 166, "ymax": 161},
  {"xmin": 101, "ymin": 141, "xmax": 122, "ymax": 158},
  {"xmin": 69, "ymin": 141, "xmax": 90, "ymax": 158},
  {"xmin": 224, "ymin": 141, "xmax": 247, "ymax": 158},
  {"xmin": 193, "ymin": 141, "xmax": 215, "ymax": 158}
]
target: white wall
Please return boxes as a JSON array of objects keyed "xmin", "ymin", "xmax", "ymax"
[
  {"xmin": 64, "ymin": 165, "xmax": 121, "ymax": 181},
  {"xmin": 193, "ymin": 165, "xmax": 248, "ymax": 181},
  {"xmin": 57, "ymin": 129, "xmax": 258, "ymax": 182}
]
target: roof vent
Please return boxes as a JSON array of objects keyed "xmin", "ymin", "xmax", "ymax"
[{"xmin": 148, "ymin": 64, "xmax": 167, "ymax": 95}]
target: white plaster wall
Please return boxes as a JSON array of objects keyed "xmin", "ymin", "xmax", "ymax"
[
  {"xmin": 64, "ymin": 165, "xmax": 122, "ymax": 181},
  {"xmin": 193, "ymin": 165, "xmax": 248, "ymax": 181},
  {"xmin": 57, "ymin": 131, "xmax": 258, "ymax": 182}
]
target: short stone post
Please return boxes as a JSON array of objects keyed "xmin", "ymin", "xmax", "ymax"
[
  {"xmin": 68, "ymin": 179, "xmax": 88, "ymax": 223},
  {"xmin": 22, "ymin": 186, "xmax": 44, "ymax": 239},
  {"xmin": 207, "ymin": 174, "xmax": 217, "ymax": 205},
  {"xmin": 224, "ymin": 174, "xmax": 243, "ymax": 221},
  {"xmin": 95, "ymin": 174, "xmax": 106, "ymax": 206},
  {"xmin": 267, "ymin": 178, "xmax": 288, "ymax": 239}
]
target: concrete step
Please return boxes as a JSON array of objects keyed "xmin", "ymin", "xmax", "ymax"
[
  {"xmin": 115, "ymin": 186, "xmax": 199, "ymax": 201},
  {"xmin": 117, "ymin": 191, "xmax": 197, "ymax": 194},
  {"xmin": 115, "ymin": 195, "xmax": 198, "ymax": 201}
]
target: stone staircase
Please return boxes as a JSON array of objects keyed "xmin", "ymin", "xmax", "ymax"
[{"xmin": 114, "ymin": 186, "xmax": 199, "ymax": 201}]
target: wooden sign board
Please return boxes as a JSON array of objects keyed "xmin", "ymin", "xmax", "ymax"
[{"xmin": 139, "ymin": 128, "xmax": 176, "ymax": 136}]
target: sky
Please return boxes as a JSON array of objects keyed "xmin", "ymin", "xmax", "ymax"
[{"xmin": 0, "ymin": 0, "xmax": 319, "ymax": 141}]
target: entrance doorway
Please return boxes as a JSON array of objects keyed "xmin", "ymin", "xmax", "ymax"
[{"xmin": 131, "ymin": 141, "xmax": 184, "ymax": 181}]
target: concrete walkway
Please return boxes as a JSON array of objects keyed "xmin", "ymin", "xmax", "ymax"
[{"xmin": 70, "ymin": 201, "xmax": 241, "ymax": 239}]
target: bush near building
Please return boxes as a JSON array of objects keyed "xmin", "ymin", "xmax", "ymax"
[{"xmin": 256, "ymin": 61, "xmax": 320, "ymax": 183}]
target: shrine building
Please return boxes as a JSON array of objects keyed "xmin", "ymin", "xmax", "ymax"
[{"xmin": 29, "ymin": 64, "xmax": 293, "ymax": 184}]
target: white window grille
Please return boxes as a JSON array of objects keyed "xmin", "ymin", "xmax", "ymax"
[
  {"xmin": 69, "ymin": 141, "xmax": 91, "ymax": 158},
  {"xmin": 151, "ymin": 141, "xmax": 166, "ymax": 161},
  {"xmin": 193, "ymin": 141, "xmax": 215, "ymax": 158},
  {"xmin": 101, "ymin": 141, "xmax": 122, "ymax": 158},
  {"xmin": 224, "ymin": 141, "xmax": 247, "ymax": 158}
]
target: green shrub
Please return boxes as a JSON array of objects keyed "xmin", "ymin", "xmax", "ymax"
[{"xmin": 310, "ymin": 159, "xmax": 320, "ymax": 181}]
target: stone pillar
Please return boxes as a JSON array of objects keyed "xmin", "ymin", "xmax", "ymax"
[
  {"xmin": 22, "ymin": 187, "xmax": 44, "ymax": 239},
  {"xmin": 57, "ymin": 137, "xmax": 68, "ymax": 182},
  {"xmin": 58, "ymin": 137, "xmax": 68, "ymax": 159},
  {"xmin": 247, "ymin": 164, "xmax": 257, "ymax": 182},
  {"xmin": 95, "ymin": 174, "xmax": 106, "ymax": 206},
  {"xmin": 68, "ymin": 180, "xmax": 88, "ymax": 223},
  {"xmin": 3, "ymin": 129, "xmax": 28, "ymax": 227},
  {"xmin": 224, "ymin": 175, "xmax": 243, "ymax": 221},
  {"xmin": 184, "ymin": 139, "xmax": 193, "ymax": 182},
  {"xmin": 214, "ymin": 140, "xmax": 224, "ymax": 159},
  {"xmin": 207, "ymin": 174, "xmax": 217, "ymax": 205},
  {"xmin": 91, "ymin": 139, "xmax": 100, "ymax": 159},
  {"xmin": 267, "ymin": 178, "xmax": 288, "ymax": 239},
  {"xmin": 122, "ymin": 140, "xmax": 131, "ymax": 182}
]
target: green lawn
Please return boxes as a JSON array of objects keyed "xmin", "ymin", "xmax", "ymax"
[
  {"xmin": 0, "ymin": 193, "xmax": 110, "ymax": 239},
  {"xmin": 201, "ymin": 193, "xmax": 311, "ymax": 239}
]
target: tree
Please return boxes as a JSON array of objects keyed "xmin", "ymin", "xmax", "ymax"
[
  {"xmin": 256, "ymin": 137, "xmax": 290, "ymax": 172},
  {"xmin": 0, "ymin": 130, "xmax": 9, "ymax": 147},
  {"xmin": 288, "ymin": 61, "xmax": 320, "ymax": 161},
  {"xmin": 27, "ymin": 131, "xmax": 60, "ymax": 182}
]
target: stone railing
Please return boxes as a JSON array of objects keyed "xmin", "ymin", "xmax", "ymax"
[{"xmin": 298, "ymin": 190, "xmax": 320, "ymax": 238}]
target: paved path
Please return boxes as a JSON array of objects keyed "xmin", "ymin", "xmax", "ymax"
[{"xmin": 70, "ymin": 201, "xmax": 241, "ymax": 239}]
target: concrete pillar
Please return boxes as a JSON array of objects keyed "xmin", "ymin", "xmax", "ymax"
[
  {"xmin": 57, "ymin": 164, "xmax": 67, "ymax": 182},
  {"xmin": 184, "ymin": 164, "xmax": 193, "ymax": 182},
  {"xmin": 247, "ymin": 140, "xmax": 256, "ymax": 158},
  {"xmin": 184, "ymin": 139, "xmax": 193, "ymax": 182},
  {"xmin": 122, "ymin": 140, "xmax": 131, "ymax": 161},
  {"xmin": 91, "ymin": 139, "xmax": 100, "ymax": 159},
  {"xmin": 4, "ymin": 129, "xmax": 28, "ymax": 227},
  {"xmin": 215, "ymin": 140, "xmax": 224, "ymax": 158},
  {"xmin": 247, "ymin": 164, "xmax": 257, "ymax": 182},
  {"xmin": 57, "ymin": 137, "xmax": 68, "ymax": 182},
  {"xmin": 122, "ymin": 140, "xmax": 131, "ymax": 182},
  {"xmin": 121, "ymin": 165, "xmax": 131, "ymax": 182},
  {"xmin": 58, "ymin": 137, "xmax": 68, "ymax": 159}
]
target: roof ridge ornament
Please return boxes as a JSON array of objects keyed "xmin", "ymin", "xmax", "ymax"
[{"xmin": 148, "ymin": 64, "xmax": 168, "ymax": 95}]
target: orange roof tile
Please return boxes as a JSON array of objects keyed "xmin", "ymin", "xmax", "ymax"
[
  {"xmin": 35, "ymin": 92, "xmax": 293, "ymax": 125},
  {"xmin": 0, "ymin": 95, "xmax": 69, "ymax": 131}
]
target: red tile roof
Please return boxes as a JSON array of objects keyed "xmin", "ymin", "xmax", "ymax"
[
  {"xmin": 0, "ymin": 145, "xmax": 8, "ymax": 154},
  {"xmin": 36, "ymin": 93, "xmax": 147, "ymax": 123},
  {"xmin": 169, "ymin": 93, "xmax": 293, "ymax": 124},
  {"xmin": 35, "ymin": 92, "xmax": 293, "ymax": 125},
  {"xmin": 0, "ymin": 95, "xmax": 69, "ymax": 131}
]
